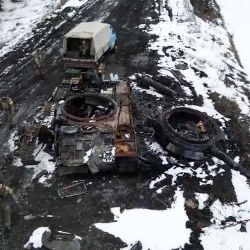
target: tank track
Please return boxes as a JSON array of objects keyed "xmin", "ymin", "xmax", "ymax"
[{"xmin": 19, "ymin": 124, "xmax": 42, "ymax": 165}]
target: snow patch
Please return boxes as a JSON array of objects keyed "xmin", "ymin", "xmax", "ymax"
[
  {"xmin": 24, "ymin": 227, "xmax": 50, "ymax": 249},
  {"xmin": 62, "ymin": 0, "xmax": 88, "ymax": 9},
  {"xmin": 0, "ymin": 0, "xmax": 90, "ymax": 57},
  {"xmin": 7, "ymin": 130, "xmax": 18, "ymax": 152},
  {"xmin": 216, "ymin": 0, "xmax": 250, "ymax": 79},
  {"xmin": 95, "ymin": 190, "xmax": 191, "ymax": 250},
  {"xmin": 130, "ymin": 81, "xmax": 163, "ymax": 98},
  {"xmin": 146, "ymin": 139, "xmax": 226, "ymax": 188},
  {"xmin": 0, "ymin": 0, "xmax": 58, "ymax": 56},
  {"xmin": 195, "ymin": 193, "xmax": 209, "ymax": 210},
  {"xmin": 18, "ymin": 144, "xmax": 56, "ymax": 182},
  {"xmin": 200, "ymin": 170, "xmax": 250, "ymax": 249}
]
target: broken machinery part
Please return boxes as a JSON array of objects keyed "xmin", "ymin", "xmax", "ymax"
[
  {"xmin": 136, "ymin": 74, "xmax": 176, "ymax": 97},
  {"xmin": 115, "ymin": 81, "xmax": 138, "ymax": 172},
  {"xmin": 18, "ymin": 123, "xmax": 42, "ymax": 165},
  {"xmin": 58, "ymin": 181, "xmax": 87, "ymax": 198},
  {"xmin": 151, "ymin": 107, "xmax": 249, "ymax": 178},
  {"xmin": 53, "ymin": 80, "xmax": 138, "ymax": 175}
]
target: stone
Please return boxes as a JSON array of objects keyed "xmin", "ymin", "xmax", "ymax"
[
  {"xmin": 185, "ymin": 199, "xmax": 198, "ymax": 209},
  {"xmin": 175, "ymin": 62, "xmax": 189, "ymax": 70}
]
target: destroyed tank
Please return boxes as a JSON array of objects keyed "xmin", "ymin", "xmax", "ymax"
[{"xmin": 51, "ymin": 71, "xmax": 137, "ymax": 176}]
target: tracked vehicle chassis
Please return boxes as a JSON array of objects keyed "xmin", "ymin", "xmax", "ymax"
[{"xmin": 53, "ymin": 80, "xmax": 137, "ymax": 175}]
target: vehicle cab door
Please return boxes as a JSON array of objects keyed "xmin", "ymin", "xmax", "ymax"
[{"xmin": 109, "ymin": 25, "xmax": 117, "ymax": 50}]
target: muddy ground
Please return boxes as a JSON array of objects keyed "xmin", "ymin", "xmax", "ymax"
[{"xmin": 0, "ymin": 0, "xmax": 250, "ymax": 249}]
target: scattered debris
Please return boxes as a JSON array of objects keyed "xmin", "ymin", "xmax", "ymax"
[
  {"xmin": 151, "ymin": 106, "xmax": 249, "ymax": 177},
  {"xmin": 24, "ymin": 227, "xmax": 50, "ymax": 249},
  {"xmin": 24, "ymin": 227, "xmax": 82, "ymax": 250},
  {"xmin": 42, "ymin": 230, "xmax": 81, "ymax": 250},
  {"xmin": 18, "ymin": 123, "xmax": 43, "ymax": 165},
  {"xmin": 136, "ymin": 74, "xmax": 176, "ymax": 97},
  {"xmin": 130, "ymin": 241, "xmax": 142, "ymax": 250},
  {"xmin": 120, "ymin": 203, "xmax": 126, "ymax": 213},
  {"xmin": 58, "ymin": 181, "xmax": 87, "ymax": 198},
  {"xmin": 32, "ymin": 170, "xmax": 49, "ymax": 182},
  {"xmin": 24, "ymin": 211, "xmax": 49, "ymax": 221},
  {"xmin": 21, "ymin": 144, "xmax": 56, "ymax": 183},
  {"xmin": 53, "ymin": 80, "xmax": 137, "ymax": 175}
]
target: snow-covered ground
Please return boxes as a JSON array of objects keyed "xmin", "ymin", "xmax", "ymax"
[
  {"xmin": 11, "ymin": 142, "xmax": 56, "ymax": 184},
  {"xmin": 216, "ymin": 0, "xmax": 250, "ymax": 79},
  {"xmin": 147, "ymin": 0, "xmax": 250, "ymax": 117},
  {"xmin": 200, "ymin": 170, "xmax": 250, "ymax": 249},
  {"xmin": 24, "ymin": 227, "xmax": 50, "ymax": 249},
  {"xmin": 0, "ymin": 0, "xmax": 58, "ymax": 56},
  {"xmin": 0, "ymin": 0, "xmax": 88, "ymax": 57},
  {"xmin": 144, "ymin": 1, "xmax": 250, "ymax": 248},
  {"xmin": 95, "ymin": 190, "xmax": 191, "ymax": 250},
  {"xmin": 95, "ymin": 140, "xmax": 250, "ymax": 249}
]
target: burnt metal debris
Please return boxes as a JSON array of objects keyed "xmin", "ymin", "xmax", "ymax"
[
  {"xmin": 15, "ymin": 59, "xmax": 138, "ymax": 176},
  {"xmin": 42, "ymin": 230, "xmax": 81, "ymax": 250},
  {"xmin": 58, "ymin": 181, "xmax": 87, "ymax": 198},
  {"xmin": 151, "ymin": 107, "xmax": 249, "ymax": 177},
  {"xmin": 18, "ymin": 123, "xmax": 42, "ymax": 165},
  {"xmin": 15, "ymin": 70, "xmax": 249, "ymax": 178},
  {"xmin": 52, "ymin": 71, "xmax": 137, "ymax": 175},
  {"xmin": 136, "ymin": 74, "xmax": 176, "ymax": 97},
  {"xmin": 12, "ymin": 24, "xmax": 247, "ymax": 180}
]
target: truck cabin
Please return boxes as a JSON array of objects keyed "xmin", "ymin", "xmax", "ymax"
[{"xmin": 63, "ymin": 22, "xmax": 116, "ymax": 64}]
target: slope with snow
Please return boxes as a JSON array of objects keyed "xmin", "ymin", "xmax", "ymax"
[
  {"xmin": 216, "ymin": 0, "xmax": 250, "ymax": 79},
  {"xmin": 146, "ymin": 0, "xmax": 250, "ymax": 117},
  {"xmin": 0, "ymin": 0, "xmax": 58, "ymax": 56},
  {"xmin": 0, "ymin": 0, "xmax": 89, "ymax": 57}
]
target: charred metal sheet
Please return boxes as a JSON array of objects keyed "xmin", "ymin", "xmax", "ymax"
[
  {"xmin": 52, "ymin": 86, "xmax": 70, "ymax": 101},
  {"xmin": 115, "ymin": 81, "xmax": 137, "ymax": 170},
  {"xmin": 118, "ymin": 106, "xmax": 130, "ymax": 125}
]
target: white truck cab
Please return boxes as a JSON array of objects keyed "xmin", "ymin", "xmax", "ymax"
[{"xmin": 63, "ymin": 22, "xmax": 117, "ymax": 69}]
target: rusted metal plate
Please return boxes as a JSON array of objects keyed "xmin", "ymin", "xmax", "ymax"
[
  {"xmin": 118, "ymin": 106, "xmax": 130, "ymax": 125},
  {"xmin": 115, "ymin": 82, "xmax": 137, "ymax": 161}
]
